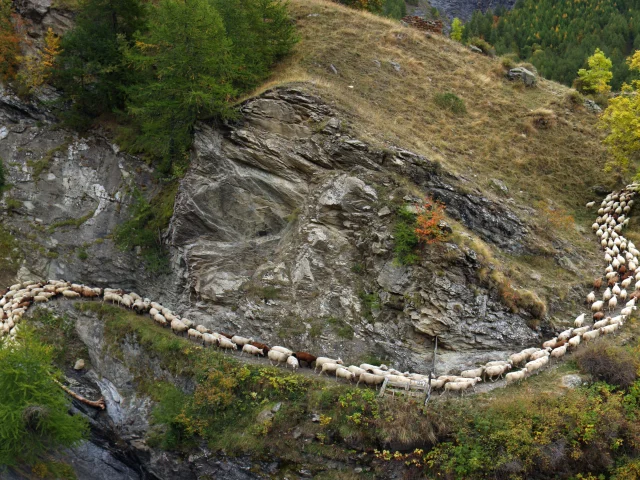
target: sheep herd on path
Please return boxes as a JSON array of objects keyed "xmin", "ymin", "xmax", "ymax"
[{"xmin": 1, "ymin": 184, "xmax": 639, "ymax": 401}]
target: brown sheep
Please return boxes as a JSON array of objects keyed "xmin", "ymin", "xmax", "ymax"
[
  {"xmin": 250, "ymin": 341, "xmax": 270, "ymax": 353},
  {"xmin": 219, "ymin": 332, "xmax": 233, "ymax": 339},
  {"xmin": 593, "ymin": 278, "xmax": 603, "ymax": 291},
  {"xmin": 294, "ymin": 351, "xmax": 317, "ymax": 368},
  {"xmin": 17, "ymin": 301, "xmax": 31, "ymax": 310},
  {"xmin": 593, "ymin": 311, "xmax": 605, "ymax": 321},
  {"xmin": 608, "ymin": 275, "xmax": 619, "ymax": 288},
  {"xmin": 619, "ymin": 265, "xmax": 627, "ymax": 275}
]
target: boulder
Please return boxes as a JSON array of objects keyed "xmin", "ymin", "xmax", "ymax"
[{"xmin": 507, "ymin": 67, "xmax": 537, "ymax": 87}]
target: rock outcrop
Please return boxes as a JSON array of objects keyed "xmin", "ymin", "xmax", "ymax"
[
  {"xmin": 428, "ymin": 0, "xmax": 517, "ymax": 21},
  {"xmin": 1, "ymin": 85, "xmax": 544, "ymax": 373},
  {"xmin": 166, "ymin": 87, "xmax": 539, "ymax": 373}
]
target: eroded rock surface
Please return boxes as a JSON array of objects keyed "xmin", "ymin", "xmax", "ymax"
[{"xmin": 168, "ymin": 88, "xmax": 539, "ymax": 373}]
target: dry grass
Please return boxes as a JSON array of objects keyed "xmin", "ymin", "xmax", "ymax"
[
  {"xmin": 260, "ymin": 0, "xmax": 611, "ymax": 216},
  {"xmin": 243, "ymin": 0, "xmax": 617, "ymax": 317}
]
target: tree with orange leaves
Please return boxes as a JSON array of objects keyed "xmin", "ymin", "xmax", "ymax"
[
  {"xmin": 415, "ymin": 196, "xmax": 448, "ymax": 245},
  {"xmin": 0, "ymin": 0, "xmax": 20, "ymax": 81}
]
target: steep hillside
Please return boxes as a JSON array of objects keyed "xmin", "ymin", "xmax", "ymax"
[
  {"xmin": 1, "ymin": 0, "xmax": 616, "ymax": 369},
  {"xmin": 2, "ymin": 1, "xmax": 638, "ymax": 478}
]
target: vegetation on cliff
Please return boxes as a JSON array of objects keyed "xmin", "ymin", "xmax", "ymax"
[
  {"xmin": 0, "ymin": 328, "xmax": 88, "ymax": 467},
  {"xmin": 48, "ymin": 303, "xmax": 640, "ymax": 479}
]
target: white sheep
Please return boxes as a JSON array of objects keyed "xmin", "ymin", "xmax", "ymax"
[
  {"xmin": 242, "ymin": 344, "xmax": 265, "ymax": 357},
  {"xmin": 153, "ymin": 314, "xmax": 168, "ymax": 327},
  {"xmin": 574, "ymin": 313, "xmax": 585, "ymax": 327},
  {"xmin": 171, "ymin": 319, "xmax": 188, "ymax": 335},
  {"xmin": 568, "ymin": 335, "xmax": 581, "ymax": 348},
  {"xmin": 443, "ymin": 381, "xmax": 474, "ymax": 396},
  {"xmin": 484, "ymin": 364, "xmax": 510, "ymax": 382},
  {"xmin": 582, "ymin": 329, "xmax": 601, "ymax": 342},
  {"xmin": 218, "ymin": 336, "xmax": 237, "ymax": 352},
  {"xmin": 525, "ymin": 356, "xmax": 549, "ymax": 375},
  {"xmin": 267, "ymin": 349, "xmax": 289, "ymax": 366},
  {"xmin": 271, "ymin": 346, "xmax": 294, "ymax": 356},
  {"xmin": 621, "ymin": 306, "xmax": 637, "ymax": 316},
  {"xmin": 587, "ymin": 292, "xmax": 596, "ymax": 303},
  {"xmin": 601, "ymin": 323, "xmax": 619, "ymax": 335},
  {"xmin": 609, "ymin": 296, "xmax": 618, "ymax": 311},
  {"xmin": 356, "ymin": 372, "xmax": 386, "ymax": 389},
  {"xmin": 187, "ymin": 328, "xmax": 203, "ymax": 341},
  {"xmin": 593, "ymin": 318, "xmax": 609, "ymax": 329},
  {"xmin": 461, "ymin": 367, "xmax": 484, "ymax": 378},
  {"xmin": 286, "ymin": 356, "xmax": 300, "ymax": 371},
  {"xmin": 542, "ymin": 338, "xmax": 558, "ymax": 349},
  {"xmin": 231, "ymin": 335, "xmax": 254, "ymax": 347},
  {"xmin": 320, "ymin": 362, "xmax": 342, "ymax": 376},
  {"xmin": 551, "ymin": 344, "xmax": 568, "ymax": 360},
  {"xmin": 336, "ymin": 367, "xmax": 356, "ymax": 383},
  {"xmin": 505, "ymin": 369, "xmax": 527, "ymax": 385},
  {"xmin": 530, "ymin": 348, "xmax": 551, "ymax": 361},
  {"xmin": 196, "ymin": 325, "xmax": 210, "ymax": 334},
  {"xmin": 315, "ymin": 357, "xmax": 344, "ymax": 373},
  {"xmin": 557, "ymin": 329, "xmax": 574, "ymax": 342},
  {"xmin": 591, "ymin": 300, "xmax": 604, "ymax": 312},
  {"xmin": 509, "ymin": 351, "xmax": 529, "ymax": 366},
  {"xmin": 347, "ymin": 366, "xmax": 367, "ymax": 378},
  {"xmin": 203, "ymin": 333, "xmax": 218, "ymax": 347}
]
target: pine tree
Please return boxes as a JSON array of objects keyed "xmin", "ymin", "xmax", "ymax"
[
  {"xmin": 125, "ymin": 0, "xmax": 237, "ymax": 173},
  {"xmin": 54, "ymin": 0, "xmax": 147, "ymax": 124},
  {"xmin": 451, "ymin": 18, "xmax": 463, "ymax": 42}
]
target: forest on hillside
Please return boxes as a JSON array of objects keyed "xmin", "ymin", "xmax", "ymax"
[{"xmin": 463, "ymin": 0, "xmax": 640, "ymax": 90}]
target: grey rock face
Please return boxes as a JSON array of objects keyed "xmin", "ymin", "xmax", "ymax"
[
  {"xmin": 429, "ymin": 0, "xmax": 516, "ymax": 21},
  {"xmin": 0, "ymin": 87, "xmax": 176, "ymax": 301},
  {"xmin": 3, "ymin": 84, "xmax": 541, "ymax": 379},
  {"xmin": 167, "ymin": 87, "xmax": 539, "ymax": 373}
]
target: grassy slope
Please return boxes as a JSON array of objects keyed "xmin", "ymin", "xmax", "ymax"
[{"xmin": 249, "ymin": 0, "xmax": 621, "ymax": 325}]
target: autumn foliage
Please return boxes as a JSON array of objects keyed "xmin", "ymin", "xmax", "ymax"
[
  {"xmin": 414, "ymin": 197, "xmax": 448, "ymax": 245},
  {"xmin": 17, "ymin": 28, "xmax": 62, "ymax": 92},
  {"xmin": 0, "ymin": 0, "xmax": 20, "ymax": 81}
]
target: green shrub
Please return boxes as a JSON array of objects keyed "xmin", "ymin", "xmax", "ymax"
[
  {"xmin": 0, "ymin": 328, "xmax": 88, "ymax": 466},
  {"xmin": 393, "ymin": 206, "xmax": 420, "ymax": 265},
  {"xmin": 576, "ymin": 342, "xmax": 639, "ymax": 388},
  {"xmin": 327, "ymin": 317, "xmax": 354, "ymax": 339},
  {"xmin": 114, "ymin": 185, "xmax": 177, "ymax": 272},
  {"xmin": 434, "ymin": 92, "xmax": 467, "ymax": 115}
]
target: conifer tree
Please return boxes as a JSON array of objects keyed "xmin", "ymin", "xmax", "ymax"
[
  {"xmin": 54, "ymin": 0, "xmax": 147, "ymax": 124},
  {"xmin": 125, "ymin": 0, "xmax": 237, "ymax": 173}
]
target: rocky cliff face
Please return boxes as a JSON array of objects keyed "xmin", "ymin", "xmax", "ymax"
[
  {"xmin": 166, "ymin": 87, "xmax": 540, "ymax": 373},
  {"xmin": 412, "ymin": 0, "xmax": 516, "ymax": 21},
  {"xmin": 1, "ymin": 86, "xmax": 545, "ymax": 375}
]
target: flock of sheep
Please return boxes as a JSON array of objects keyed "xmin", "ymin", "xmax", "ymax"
[{"xmin": 0, "ymin": 184, "xmax": 638, "ymax": 397}]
